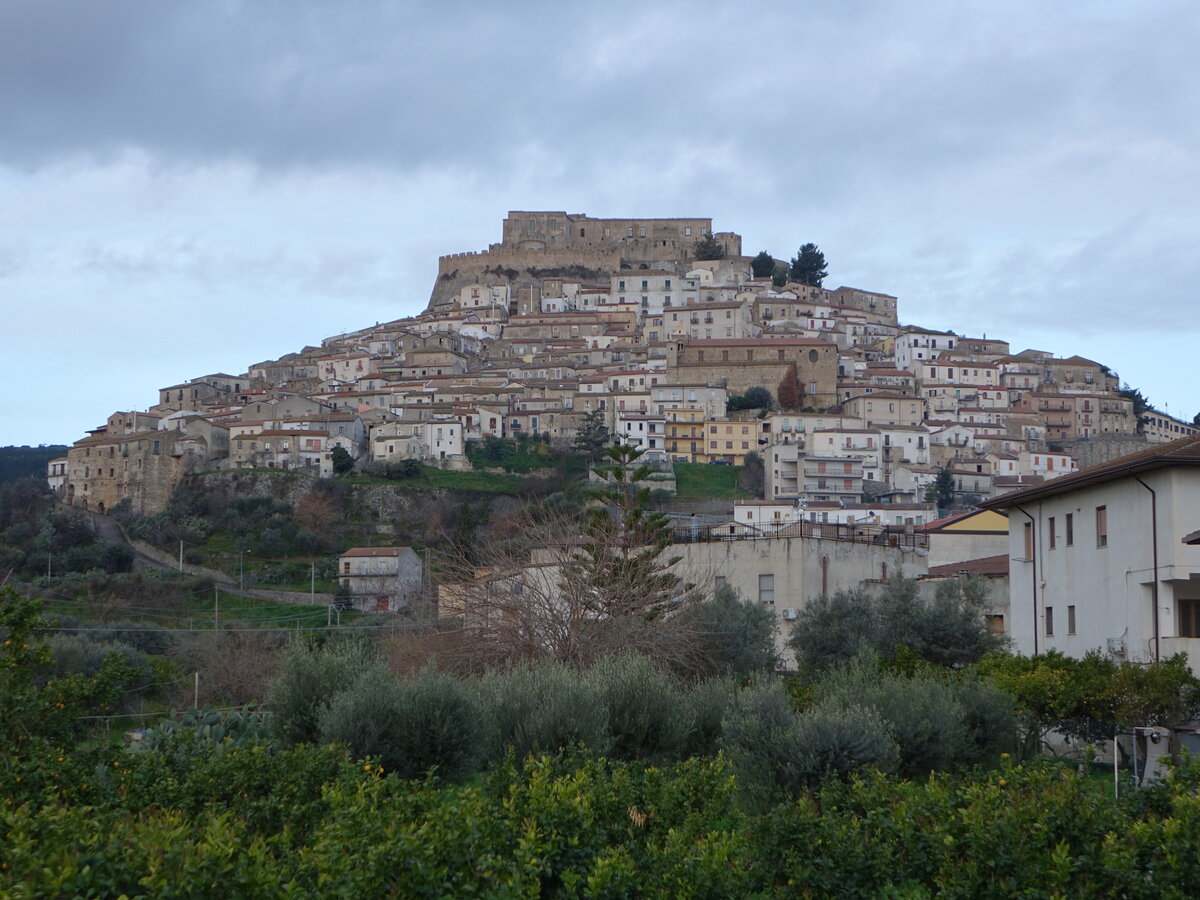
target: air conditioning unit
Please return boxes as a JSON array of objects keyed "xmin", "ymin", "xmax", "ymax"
[{"xmin": 782, "ymin": 608, "xmax": 798, "ymax": 621}]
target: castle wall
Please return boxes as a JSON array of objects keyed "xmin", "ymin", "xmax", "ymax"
[{"xmin": 429, "ymin": 211, "xmax": 743, "ymax": 310}]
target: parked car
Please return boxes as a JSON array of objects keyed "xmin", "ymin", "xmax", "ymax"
[{"xmin": 709, "ymin": 458, "xmax": 732, "ymax": 466}]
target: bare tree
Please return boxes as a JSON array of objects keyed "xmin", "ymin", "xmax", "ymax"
[{"xmin": 437, "ymin": 445, "xmax": 705, "ymax": 668}]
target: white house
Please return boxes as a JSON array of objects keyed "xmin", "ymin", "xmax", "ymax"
[{"xmin": 980, "ymin": 435, "xmax": 1200, "ymax": 672}]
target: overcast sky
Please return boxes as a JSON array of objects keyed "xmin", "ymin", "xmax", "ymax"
[{"xmin": 3, "ymin": 0, "xmax": 1198, "ymax": 446}]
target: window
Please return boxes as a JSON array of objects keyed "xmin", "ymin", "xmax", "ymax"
[
  {"xmin": 1023, "ymin": 521, "xmax": 1033, "ymax": 559},
  {"xmin": 1045, "ymin": 606, "xmax": 1054, "ymax": 636},
  {"xmin": 1065, "ymin": 513, "xmax": 1074, "ymax": 546},
  {"xmin": 1180, "ymin": 598, "xmax": 1200, "ymax": 638},
  {"xmin": 1067, "ymin": 605, "xmax": 1076, "ymax": 635},
  {"xmin": 1048, "ymin": 517, "xmax": 1056, "ymax": 549},
  {"xmin": 758, "ymin": 574, "xmax": 775, "ymax": 605},
  {"xmin": 343, "ymin": 562, "xmax": 351, "ymax": 574},
  {"xmin": 1096, "ymin": 506, "xmax": 1108, "ymax": 548}
]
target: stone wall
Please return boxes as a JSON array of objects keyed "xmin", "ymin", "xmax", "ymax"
[{"xmin": 1030, "ymin": 435, "xmax": 1149, "ymax": 469}]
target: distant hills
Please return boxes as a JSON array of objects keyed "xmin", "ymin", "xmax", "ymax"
[{"xmin": 0, "ymin": 445, "xmax": 68, "ymax": 485}]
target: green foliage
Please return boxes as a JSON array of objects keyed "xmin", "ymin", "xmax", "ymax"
[
  {"xmin": 572, "ymin": 409, "xmax": 611, "ymax": 462},
  {"xmin": 924, "ymin": 465, "xmax": 956, "ymax": 509},
  {"xmin": 13, "ymin": 749, "xmax": 1200, "ymax": 897},
  {"xmin": 974, "ymin": 650, "xmax": 1200, "ymax": 756},
  {"xmin": 387, "ymin": 668, "xmax": 484, "ymax": 779},
  {"xmin": 750, "ymin": 250, "xmax": 776, "ymax": 277},
  {"xmin": 721, "ymin": 679, "xmax": 899, "ymax": 805},
  {"xmin": 816, "ymin": 655, "xmax": 1016, "ymax": 776},
  {"xmin": 771, "ymin": 260, "xmax": 789, "ymax": 288},
  {"xmin": 789, "ymin": 242, "xmax": 828, "ymax": 286},
  {"xmin": 319, "ymin": 666, "xmax": 484, "ymax": 778},
  {"xmin": 673, "ymin": 583, "xmax": 779, "ymax": 679},
  {"xmin": 574, "ymin": 443, "xmax": 689, "ymax": 624},
  {"xmin": 360, "ymin": 457, "xmax": 424, "ymax": 480},
  {"xmin": 672, "ymin": 461, "xmax": 753, "ymax": 499},
  {"xmin": 330, "ymin": 444, "xmax": 355, "ymax": 475},
  {"xmin": 788, "ymin": 576, "xmax": 1003, "ymax": 673},
  {"xmin": 477, "ymin": 660, "xmax": 612, "ymax": 762},
  {"xmin": 692, "ymin": 233, "xmax": 726, "ymax": 260},
  {"xmin": 0, "ymin": 587, "xmax": 139, "ymax": 807},
  {"xmin": 589, "ymin": 654, "xmax": 692, "ymax": 763},
  {"xmin": 266, "ymin": 638, "xmax": 381, "ymax": 745},
  {"xmin": 1118, "ymin": 381, "xmax": 1152, "ymax": 425},
  {"xmin": 0, "ymin": 445, "xmax": 69, "ymax": 485},
  {"xmin": 726, "ymin": 385, "xmax": 772, "ymax": 411},
  {"xmin": 128, "ymin": 706, "xmax": 273, "ymax": 761}
]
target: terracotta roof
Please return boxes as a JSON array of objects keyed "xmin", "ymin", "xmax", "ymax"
[{"xmin": 926, "ymin": 555, "xmax": 1009, "ymax": 578}]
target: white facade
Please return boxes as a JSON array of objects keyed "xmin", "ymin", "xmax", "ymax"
[{"xmin": 987, "ymin": 449, "xmax": 1200, "ymax": 672}]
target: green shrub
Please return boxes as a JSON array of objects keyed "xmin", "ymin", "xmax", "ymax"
[
  {"xmin": 388, "ymin": 668, "xmax": 485, "ymax": 779},
  {"xmin": 318, "ymin": 667, "xmax": 408, "ymax": 769},
  {"xmin": 672, "ymin": 584, "xmax": 779, "ymax": 678},
  {"xmin": 267, "ymin": 638, "xmax": 381, "ymax": 744},
  {"xmin": 679, "ymin": 677, "xmax": 737, "ymax": 758},
  {"xmin": 477, "ymin": 659, "xmax": 610, "ymax": 762},
  {"xmin": 722, "ymin": 679, "xmax": 899, "ymax": 804},
  {"xmin": 589, "ymin": 654, "xmax": 692, "ymax": 763}
]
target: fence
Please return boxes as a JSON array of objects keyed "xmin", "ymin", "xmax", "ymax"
[{"xmin": 669, "ymin": 520, "xmax": 929, "ymax": 550}]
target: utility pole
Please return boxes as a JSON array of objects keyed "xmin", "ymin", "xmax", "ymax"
[
  {"xmin": 179, "ymin": 540, "xmax": 184, "ymax": 572},
  {"xmin": 214, "ymin": 585, "xmax": 219, "ymax": 632},
  {"xmin": 310, "ymin": 561, "xmax": 315, "ymax": 603},
  {"xmin": 239, "ymin": 551, "xmax": 244, "ymax": 591}
]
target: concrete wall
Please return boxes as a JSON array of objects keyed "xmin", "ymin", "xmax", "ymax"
[{"xmin": 673, "ymin": 534, "xmax": 929, "ymax": 667}]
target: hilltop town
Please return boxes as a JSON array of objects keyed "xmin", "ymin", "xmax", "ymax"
[
  {"xmin": 54, "ymin": 210, "xmax": 1196, "ymax": 519},
  {"xmin": 43, "ymin": 211, "xmax": 1200, "ymax": 668}
]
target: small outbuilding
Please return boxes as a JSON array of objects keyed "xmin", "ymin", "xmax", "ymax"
[{"xmin": 337, "ymin": 547, "xmax": 423, "ymax": 613}]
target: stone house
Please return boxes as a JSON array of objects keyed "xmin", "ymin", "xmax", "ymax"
[
  {"xmin": 667, "ymin": 337, "xmax": 838, "ymax": 404},
  {"xmin": 338, "ymin": 547, "xmax": 423, "ymax": 613}
]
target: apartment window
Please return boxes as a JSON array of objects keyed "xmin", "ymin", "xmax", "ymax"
[
  {"xmin": 758, "ymin": 574, "xmax": 775, "ymax": 605},
  {"xmin": 714, "ymin": 575, "xmax": 726, "ymax": 591},
  {"xmin": 1067, "ymin": 605, "xmax": 1076, "ymax": 635},
  {"xmin": 343, "ymin": 562, "xmax": 351, "ymax": 575},
  {"xmin": 1023, "ymin": 521, "xmax": 1033, "ymax": 559},
  {"xmin": 1096, "ymin": 506, "xmax": 1108, "ymax": 548},
  {"xmin": 1045, "ymin": 606, "xmax": 1054, "ymax": 636},
  {"xmin": 1065, "ymin": 513, "xmax": 1074, "ymax": 546},
  {"xmin": 1048, "ymin": 517, "xmax": 1056, "ymax": 549},
  {"xmin": 1180, "ymin": 598, "xmax": 1200, "ymax": 638}
]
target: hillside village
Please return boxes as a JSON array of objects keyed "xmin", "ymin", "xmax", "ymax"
[{"xmin": 47, "ymin": 211, "xmax": 1200, "ymax": 668}]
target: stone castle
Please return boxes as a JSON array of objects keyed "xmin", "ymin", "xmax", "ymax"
[{"xmin": 428, "ymin": 211, "xmax": 743, "ymax": 310}]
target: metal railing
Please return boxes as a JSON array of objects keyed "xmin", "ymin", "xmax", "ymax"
[{"xmin": 669, "ymin": 520, "xmax": 929, "ymax": 549}]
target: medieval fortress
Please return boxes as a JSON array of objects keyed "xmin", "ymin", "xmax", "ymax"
[{"xmin": 429, "ymin": 211, "xmax": 743, "ymax": 309}]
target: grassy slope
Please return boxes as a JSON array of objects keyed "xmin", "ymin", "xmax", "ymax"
[{"xmin": 673, "ymin": 462, "xmax": 754, "ymax": 499}]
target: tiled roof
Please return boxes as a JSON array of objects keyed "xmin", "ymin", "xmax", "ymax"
[{"xmin": 927, "ymin": 555, "xmax": 1009, "ymax": 578}]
